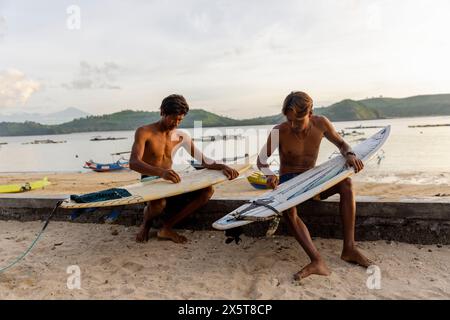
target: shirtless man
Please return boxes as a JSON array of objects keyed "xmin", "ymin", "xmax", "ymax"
[
  {"xmin": 130, "ymin": 94, "xmax": 239, "ymax": 243},
  {"xmin": 257, "ymin": 91, "xmax": 372, "ymax": 280}
]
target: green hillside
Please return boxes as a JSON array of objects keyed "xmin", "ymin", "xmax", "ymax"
[
  {"xmin": 0, "ymin": 109, "xmax": 240, "ymax": 136},
  {"xmin": 316, "ymin": 99, "xmax": 381, "ymax": 121},
  {"xmin": 360, "ymin": 94, "xmax": 450, "ymax": 117},
  {"xmin": 1, "ymin": 94, "xmax": 450, "ymax": 136}
]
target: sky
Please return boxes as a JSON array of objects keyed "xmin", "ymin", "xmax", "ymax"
[{"xmin": 1, "ymin": 0, "xmax": 450, "ymax": 118}]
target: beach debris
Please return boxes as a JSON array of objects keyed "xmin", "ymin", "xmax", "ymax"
[
  {"xmin": 436, "ymin": 244, "xmax": 442, "ymax": 248},
  {"xmin": 111, "ymin": 229, "xmax": 119, "ymax": 236},
  {"xmin": 434, "ymin": 193, "xmax": 450, "ymax": 197},
  {"xmin": 54, "ymin": 242, "xmax": 64, "ymax": 246},
  {"xmin": 271, "ymin": 278, "xmax": 280, "ymax": 287}
]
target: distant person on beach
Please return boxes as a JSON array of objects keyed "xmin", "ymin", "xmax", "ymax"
[
  {"xmin": 257, "ymin": 91, "xmax": 372, "ymax": 280},
  {"xmin": 130, "ymin": 94, "xmax": 239, "ymax": 243}
]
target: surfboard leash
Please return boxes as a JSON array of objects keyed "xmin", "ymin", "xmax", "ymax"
[{"xmin": 0, "ymin": 200, "xmax": 62, "ymax": 274}]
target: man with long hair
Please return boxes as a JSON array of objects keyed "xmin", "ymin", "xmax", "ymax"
[{"xmin": 257, "ymin": 91, "xmax": 371, "ymax": 280}]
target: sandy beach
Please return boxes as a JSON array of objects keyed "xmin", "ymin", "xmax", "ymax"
[
  {"xmin": 1, "ymin": 170, "xmax": 449, "ymax": 299},
  {"xmin": 1, "ymin": 170, "xmax": 450, "ymax": 200},
  {"xmin": 0, "ymin": 221, "xmax": 449, "ymax": 299}
]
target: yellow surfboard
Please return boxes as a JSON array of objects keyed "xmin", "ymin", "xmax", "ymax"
[{"xmin": 0, "ymin": 177, "xmax": 51, "ymax": 193}]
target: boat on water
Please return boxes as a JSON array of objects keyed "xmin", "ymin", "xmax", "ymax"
[
  {"xmin": 22, "ymin": 139, "xmax": 66, "ymax": 145},
  {"xmin": 90, "ymin": 136, "xmax": 128, "ymax": 141},
  {"xmin": 192, "ymin": 134, "xmax": 243, "ymax": 142},
  {"xmin": 83, "ymin": 158, "xmax": 129, "ymax": 172},
  {"xmin": 338, "ymin": 130, "xmax": 364, "ymax": 137}
]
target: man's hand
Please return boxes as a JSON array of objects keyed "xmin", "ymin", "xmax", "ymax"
[
  {"xmin": 222, "ymin": 165, "xmax": 239, "ymax": 180},
  {"xmin": 346, "ymin": 154, "xmax": 364, "ymax": 173},
  {"xmin": 160, "ymin": 169, "xmax": 181, "ymax": 183},
  {"xmin": 266, "ymin": 175, "xmax": 279, "ymax": 189}
]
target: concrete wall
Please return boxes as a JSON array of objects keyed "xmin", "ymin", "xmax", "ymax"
[{"xmin": 0, "ymin": 195, "xmax": 449, "ymax": 244}]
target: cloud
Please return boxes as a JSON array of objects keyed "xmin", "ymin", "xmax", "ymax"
[
  {"xmin": 63, "ymin": 61, "xmax": 121, "ymax": 90},
  {"xmin": 0, "ymin": 69, "xmax": 41, "ymax": 108}
]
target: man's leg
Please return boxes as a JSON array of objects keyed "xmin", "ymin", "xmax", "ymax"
[
  {"xmin": 136, "ymin": 199, "xmax": 166, "ymax": 242},
  {"xmin": 284, "ymin": 207, "xmax": 331, "ymax": 280},
  {"xmin": 157, "ymin": 186, "xmax": 214, "ymax": 243},
  {"xmin": 319, "ymin": 178, "xmax": 372, "ymax": 267}
]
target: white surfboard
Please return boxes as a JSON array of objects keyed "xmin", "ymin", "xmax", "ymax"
[
  {"xmin": 60, "ymin": 161, "xmax": 252, "ymax": 209},
  {"xmin": 212, "ymin": 126, "xmax": 391, "ymax": 230}
]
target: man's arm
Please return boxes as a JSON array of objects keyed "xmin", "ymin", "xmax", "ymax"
[
  {"xmin": 129, "ymin": 128, "xmax": 180, "ymax": 183},
  {"xmin": 257, "ymin": 127, "xmax": 280, "ymax": 188},
  {"xmin": 180, "ymin": 132, "xmax": 239, "ymax": 180},
  {"xmin": 321, "ymin": 117, "xmax": 364, "ymax": 173}
]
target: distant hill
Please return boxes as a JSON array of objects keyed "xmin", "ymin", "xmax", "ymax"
[
  {"xmin": 316, "ymin": 99, "xmax": 381, "ymax": 121},
  {"xmin": 1, "ymin": 94, "xmax": 450, "ymax": 136},
  {"xmin": 0, "ymin": 109, "xmax": 241, "ymax": 136},
  {"xmin": 359, "ymin": 94, "xmax": 450, "ymax": 117},
  {"xmin": 0, "ymin": 107, "xmax": 90, "ymax": 124}
]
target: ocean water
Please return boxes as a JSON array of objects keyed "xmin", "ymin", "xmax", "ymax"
[{"xmin": 0, "ymin": 116, "xmax": 449, "ymax": 184}]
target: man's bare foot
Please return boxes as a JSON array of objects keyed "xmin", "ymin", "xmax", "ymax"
[
  {"xmin": 157, "ymin": 228, "xmax": 188, "ymax": 244},
  {"xmin": 136, "ymin": 226, "xmax": 150, "ymax": 243},
  {"xmin": 341, "ymin": 247, "xmax": 373, "ymax": 267},
  {"xmin": 294, "ymin": 259, "xmax": 331, "ymax": 281}
]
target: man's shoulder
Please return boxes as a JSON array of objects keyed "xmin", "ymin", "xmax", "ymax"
[
  {"xmin": 312, "ymin": 115, "xmax": 331, "ymax": 129},
  {"xmin": 274, "ymin": 122, "xmax": 289, "ymax": 131},
  {"xmin": 135, "ymin": 123, "xmax": 157, "ymax": 136},
  {"xmin": 312, "ymin": 114, "xmax": 328, "ymax": 122}
]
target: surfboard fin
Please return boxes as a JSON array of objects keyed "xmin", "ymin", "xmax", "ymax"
[{"xmin": 225, "ymin": 227, "xmax": 243, "ymax": 245}]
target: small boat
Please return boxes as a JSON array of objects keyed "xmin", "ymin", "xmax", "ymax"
[
  {"xmin": 338, "ymin": 130, "xmax": 364, "ymax": 137},
  {"xmin": 83, "ymin": 159, "xmax": 129, "ymax": 172},
  {"xmin": 192, "ymin": 134, "xmax": 243, "ymax": 142},
  {"xmin": 22, "ymin": 139, "xmax": 66, "ymax": 145},
  {"xmin": 0, "ymin": 177, "xmax": 51, "ymax": 193},
  {"xmin": 90, "ymin": 136, "xmax": 127, "ymax": 141}
]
